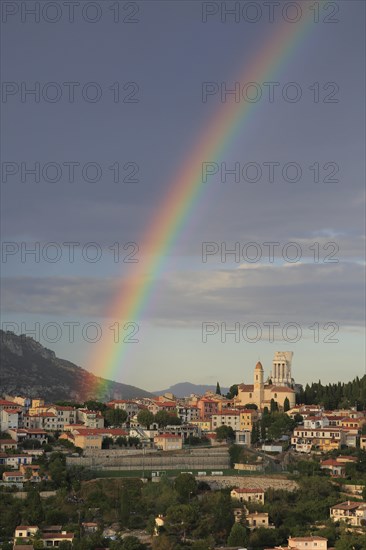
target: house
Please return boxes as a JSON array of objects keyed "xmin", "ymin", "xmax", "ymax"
[
  {"xmin": 3, "ymin": 471, "xmax": 26, "ymax": 483},
  {"xmin": 211, "ymin": 410, "xmax": 240, "ymax": 431},
  {"xmin": 291, "ymin": 427, "xmax": 346, "ymax": 452},
  {"xmin": 0, "ymin": 438, "xmax": 18, "ymax": 450},
  {"xmin": 330, "ymin": 501, "xmax": 366, "ymax": 526},
  {"xmin": 360, "ymin": 436, "xmax": 366, "ymax": 451},
  {"xmin": 42, "ymin": 532, "xmax": 74, "ymax": 547},
  {"xmin": 154, "ymin": 515, "xmax": 165, "ymax": 535},
  {"xmin": 0, "ymin": 407, "xmax": 22, "ymax": 431},
  {"xmin": 190, "ymin": 418, "xmax": 212, "ymax": 431},
  {"xmin": 238, "ymin": 408, "xmax": 259, "ymax": 431},
  {"xmin": 82, "ymin": 522, "xmax": 98, "ymax": 533},
  {"xmin": 154, "ymin": 434, "xmax": 183, "ymax": 451},
  {"xmin": 76, "ymin": 409, "xmax": 104, "ymax": 428},
  {"xmin": 59, "ymin": 430, "xmax": 103, "ymax": 450},
  {"xmin": 196, "ymin": 398, "xmax": 219, "ymax": 419},
  {"xmin": 233, "ymin": 508, "xmax": 245, "ymax": 523},
  {"xmin": 8, "ymin": 428, "xmax": 48, "ymax": 444},
  {"xmin": 246, "ymin": 511, "xmax": 269, "ymax": 529},
  {"xmin": 107, "ymin": 399, "xmax": 140, "ymax": 419},
  {"xmin": 14, "ymin": 526, "xmax": 38, "ymax": 539},
  {"xmin": 230, "ymin": 487, "xmax": 264, "ymax": 504},
  {"xmin": 303, "ymin": 416, "xmax": 329, "ymax": 430},
  {"xmin": 288, "ymin": 536, "xmax": 328, "ymax": 549},
  {"xmin": 320, "ymin": 459, "xmax": 346, "ymax": 477},
  {"xmin": 0, "ymin": 453, "xmax": 33, "ymax": 468}
]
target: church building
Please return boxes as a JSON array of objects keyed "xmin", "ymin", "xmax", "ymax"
[{"xmin": 236, "ymin": 354, "xmax": 296, "ymax": 411}]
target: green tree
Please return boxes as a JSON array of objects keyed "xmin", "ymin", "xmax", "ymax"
[
  {"xmin": 270, "ymin": 398, "xmax": 278, "ymax": 412},
  {"xmin": 226, "ymin": 384, "xmax": 238, "ymax": 399},
  {"xmin": 102, "ymin": 436, "xmax": 114, "ymax": 449},
  {"xmin": 215, "ymin": 382, "xmax": 221, "ymax": 395},
  {"xmin": 25, "ymin": 489, "xmax": 44, "ymax": 524},
  {"xmin": 165, "ymin": 504, "xmax": 195, "ymax": 540},
  {"xmin": 152, "ymin": 535, "xmax": 175, "ymax": 550},
  {"xmin": 212, "ymin": 491, "xmax": 234, "ymax": 541},
  {"xmin": 137, "ymin": 409, "xmax": 155, "ymax": 428},
  {"xmin": 283, "ymin": 397, "xmax": 290, "ymax": 412},
  {"xmin": 227, "ymin": 523, "xmax": 248, "ymax": 547},
  {"xmin": 335, "ymin": 531, "xmax": 366, "ymax": 550},
  {"xmin": 83, "ymin": 400, "xmax": 107, "ymax": 412},
  {"xmin": 105, "ymin": 408, "xmax": 128, "ymax": 426},
  {"xmin": 174, "ymin": 473, "xmax": 197, "ymax": 502},
  {"xmin": 228, "ymin": 445, "xmax": 243, "ymax": 467},
  {"xmin": 120, "ymin": 487, "xmax": 131, "ymax": 527},
  {"xmin": 121, "ymin": 536, "xmax": 146, "ymax": 550},
  {"xmin": 251, "ymin": 422, "xmax": 260, "ymax": 444},
  {"xmin": 215, "ymin": 425, "xmax": 235, "ymax": 442},
  {"xmin": 155, "ymin": 410, "xmax": 181, "ymax": 427}
]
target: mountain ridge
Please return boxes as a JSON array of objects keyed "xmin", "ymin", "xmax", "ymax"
[
  {"xmin": 153, "ymin": 381, "xmax": 230, "ymax": 397},
  {"xmin": 0, "ymin": 330, "xmax": 152, "ymax": 402}
]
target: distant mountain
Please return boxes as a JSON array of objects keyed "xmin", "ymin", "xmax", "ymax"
[
  {"xmin": 153, "ymin": 382, "xmax": 229, "ymax": 398},
  {"xmin": 0, "ymin": 331, "xmax": 152, "ymax": 402}
]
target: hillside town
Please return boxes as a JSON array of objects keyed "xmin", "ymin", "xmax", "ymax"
[{"xmin": 1, "ymin": 353, "xmax": 366, "ymax": 550}]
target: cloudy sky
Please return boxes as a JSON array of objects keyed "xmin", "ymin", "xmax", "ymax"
[{"xmin": 1, "ymin": 1, "xmax": 365, "ymax": 391}]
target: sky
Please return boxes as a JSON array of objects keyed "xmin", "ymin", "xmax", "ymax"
[{"xmin": 1, "ymin": 0, "xmax": 365, "ymax": 392}]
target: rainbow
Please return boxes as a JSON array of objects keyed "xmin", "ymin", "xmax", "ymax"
[{"xmin": 90, "ymin": 12, "xmax": 314, "ymax": 395}]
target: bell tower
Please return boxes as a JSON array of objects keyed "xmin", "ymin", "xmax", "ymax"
[{"xmin": 253, "ymin": 361, "xmax": 264, "ymax": 408}]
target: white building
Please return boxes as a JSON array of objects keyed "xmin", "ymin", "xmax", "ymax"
[{"xmin": 271, "ymin": 351, "xmax": 294, "ymax": 387}]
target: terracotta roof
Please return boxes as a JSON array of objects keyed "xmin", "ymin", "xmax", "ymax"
[
  {"xmin": 42, "ymin": 533, "xmax": 74, "ymax": 540},
  {"xmin": 238, "ymin": 384, "xmax": 254, "ymax": 392},
  {"xmin": 16, "ymin": 525, "xmax": 38, "ymax": 530},
  {"xmin": 270, "ymin": 386, "xmax": 295, "ymax": 393},
  {"xmin": 321, "ymin": 459, "xmax": 344, "ymax": 466},
  {"xmin": 232, "ymin": 487, "xmax": 264, "ymax": 493},
  {"xmin": 3, "ymin": 407, "xmax": 21, "ymax": 413},
  {"xmin": 331, "ymin": 501, "xmax": 360, "ymax": 511}
]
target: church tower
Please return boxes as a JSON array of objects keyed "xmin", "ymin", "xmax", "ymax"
[{"xmin": 253, "ymin": 361, "xmax": 264, "ymax": 408}]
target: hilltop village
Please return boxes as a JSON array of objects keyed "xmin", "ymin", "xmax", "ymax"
[{"xmin": 1, "ymin": 353, "xmax": 366, "ymax": 550}]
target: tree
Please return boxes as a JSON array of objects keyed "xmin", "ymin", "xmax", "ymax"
[
  {"xmin": 226, "ymin": 384, "xmax": 238, "ymax": 399},
  {"xmin": 25, "ymin": 489, "xmax": 44, "ymax": 524},
  {"xmin": 229, "ymin": 445, "xmax": 243, "ymax": 467},
  {"xmin": 227, "ymin": 523, "xmax": 248, "ymax": 547},
  {"xmin": 212, "ymin": 491, "xmax": 234, "ymax": 541},
  {"xmin": 215, "ymin": 425, "xmax": 235, "ymax": 442},
  {"xmin": 283, "ymin": 397, "xmax": 290, "ymax": 412},
  {"xmin": 243, "ymin": 403, "xmax": 258, "ymax": 410},
  {"xmin": 83, "ymin": 400, "xmax": 107, "ymax": 412},
  {"xmin": 120, "ymin": 487, "xmax": 131, "ymax": 527},
  {"xmin": 165, "ymin": 504, "xmax": 195, "ymax": 540},
  {"xmin": 216, "ymin": 382, "xmax": 221, "ymax": 395},
  {"xmin": 174, "ymin": 473, "xmax": 197, "ymax": 502},
  {"xmin": 121, "ymin": 536, "xmax": 146, "ymax": 550},
  {"xmin": 102, "ymin": 436, "xmax": 114, "ymax": 449},
  {"xmin": 152, "ymin": 535, "xmax": 175, "ymax": 550},
  {"xmin": 137, "ymin": 409, "xmax": 155, "ymax": 428},
  {"xmin": 105, "ymin": 408, "xmax": 128, "ymax": 426},
  {"xmin": 270, "ymin": 398, "xmax": 278, "ymax": 412},
  {"xmin": 155, "ymin": 410, "xmax": 181, "ymax": 428},
  {"xmin": 251, "ymin": 422, "xmax": 260, "ymax": 444}
]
